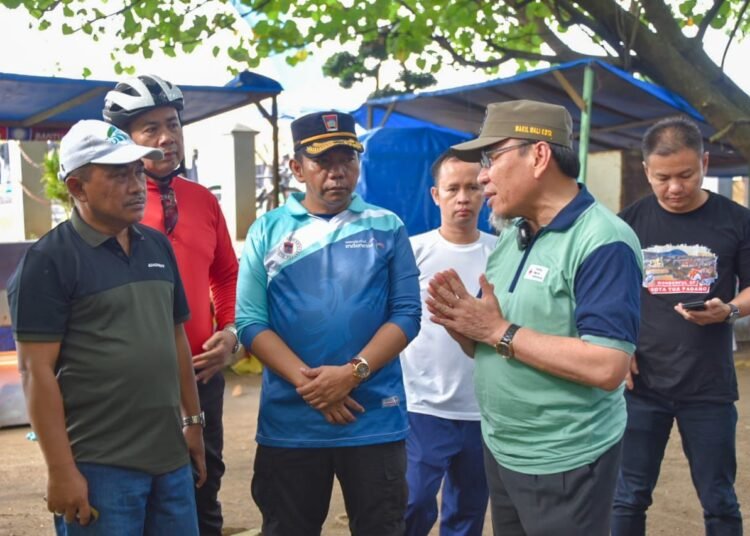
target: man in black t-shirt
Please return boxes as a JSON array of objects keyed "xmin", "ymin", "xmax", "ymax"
[{"xmin": 612, "ymin": 116, "xmax": 748, "ymax": 535}]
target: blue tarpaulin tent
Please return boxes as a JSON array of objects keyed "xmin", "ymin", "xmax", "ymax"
[
  {"xmin": 357, "ymin": 127, "xmax": 493, "ymax": 236},
  {"xmin": 352, "ymin": 59, "xmax": 746, "ymax": 177},
  {"xmin": 0, "ymin": 70, "xmax": 282, "ymax": 139}
]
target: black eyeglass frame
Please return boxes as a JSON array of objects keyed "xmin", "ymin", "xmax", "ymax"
[{"xmin": 479, "ymin": 141, "xmax": 534, "ymax": 169}]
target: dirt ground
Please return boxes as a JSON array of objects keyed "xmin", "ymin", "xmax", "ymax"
[{"xmin": 2, "ymin": 360, "xmax": 749, "ymax": 536}]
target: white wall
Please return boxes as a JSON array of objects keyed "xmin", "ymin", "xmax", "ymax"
[{"xmin": 586, "ymin": 150, "xmax": 622, "ymax": 213}]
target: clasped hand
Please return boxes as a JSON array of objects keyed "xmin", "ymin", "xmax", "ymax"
[{"xmin": 297, "ymin": 365, "xmax": 364, "ymax": 425}]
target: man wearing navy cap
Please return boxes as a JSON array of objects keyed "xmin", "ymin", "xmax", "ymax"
[{"xmin": 236, "ymin": 110, "xmax": 421, "ymax": 535}]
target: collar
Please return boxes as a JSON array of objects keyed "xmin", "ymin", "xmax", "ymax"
[
  {"xmin": 542, "ymin": 183, "xmax": 595, "ymax": 233},
  {"xmin": 147, "ymin": 175, "xmax": 185, "ymax": 192},
  {"xmin": 70, "ymin": 208, "xmax": 144, "ymax": 247},
  {"xmin": 286, "ymin": 192, "xmax": 365, "ymax": 217}
]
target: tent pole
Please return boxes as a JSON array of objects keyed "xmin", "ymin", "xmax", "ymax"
[
  {"xmin": 578, "ymin": 64, "xmax": 594, "ymax": 184},
  {"xmin": 271, "ymin": 96, "xmax": 280, "ymax": 209}
]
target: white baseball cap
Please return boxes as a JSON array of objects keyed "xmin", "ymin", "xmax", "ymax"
[{"xmin": 58, "ymin": 119, "xmax": 163, "ymax": 181}]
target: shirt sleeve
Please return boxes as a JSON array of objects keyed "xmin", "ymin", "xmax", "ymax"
[
  {"xmin": 208, "ymin": 196, "xmax": 239, "ymax": 329},
  {"xmin": 386, "ymin": 225, "xmax": 422, "ymax": 342},
  {"xmin": 236, "ymin": 221, "xmax": 271, "ymax": 349},
  {"xmin": 573, "ymin": 241, "xmax": 642, "ymax": 354},
  {"xmin": 8, "ymin": 249, "xmax": 70, "ymax": 342},
  {"xmin": 163, "ymin": 237, "xmax": 190, "ymax": 324}
]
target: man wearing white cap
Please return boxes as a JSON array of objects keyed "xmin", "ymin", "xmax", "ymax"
[{"xmin": 8, "ymin": 120, "xmax": 206, "ymax": 535}]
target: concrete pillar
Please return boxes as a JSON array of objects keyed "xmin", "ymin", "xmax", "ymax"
[
  {"xmin": 229, "ymin": 125, "xmax": 258, "ymax": 242},
  {"xmin": 19, "ymin": 141, "xmax": 52, "ymax": 240},
  {"xmin": 717, "ymin": 177, "xmax": 733, "ymax": 200}
]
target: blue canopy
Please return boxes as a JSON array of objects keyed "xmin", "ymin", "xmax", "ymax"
[
  {"xmin": 0, "ymin": 70, "xmax": 283, "ymax": 137},
  {"xmin": 352, "ymin": 59, "xmax": 745, "ymax": 177},
  {"xmin": 357, "ymin": 127, "xmax": 493, "ymax": 236}
]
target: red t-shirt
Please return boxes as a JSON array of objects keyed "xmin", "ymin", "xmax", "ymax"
[{"xmin": 141, "ymin": 176, "xmax": 238, "ymax": 356}]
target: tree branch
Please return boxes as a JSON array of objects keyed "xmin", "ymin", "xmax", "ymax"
[
  {"xmin": 639, "ymin": 0, "xmax": 693, "ymax": 52},
  {"xmin": 553, "ymin": 0, "xmax": 616, "ymax": 40},
  {"xmin": 721, "ymin": 0, "xmax": 750, "ymax": 69},
  {"xmin": 527, "ymin": 10, "xmax": 587, "ymax": 59},
  {"xmin": 433, "ymin": 33, "xmax": 570, "ymax": 68},
  {"xmin": 696, "ymin": 0, "xmax": 726, "ymax": 41}
]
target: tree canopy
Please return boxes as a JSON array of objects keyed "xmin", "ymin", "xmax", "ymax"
[{"xmin": 3, "ymin": 0, "xmax": 750, "ymax": 163}]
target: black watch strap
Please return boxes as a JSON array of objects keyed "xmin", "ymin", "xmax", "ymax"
[
  {"xmin": 726, "ymin": 303, "xmax": 740, "ymax": 324},
  {"xmin": 495, "ymin": 323, "xmax": 521, "ymax": 359}
]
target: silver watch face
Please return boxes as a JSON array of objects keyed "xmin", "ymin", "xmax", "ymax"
[{"xmin": 355, "ymin": 362, "xmax": 370, "ymax": 378}]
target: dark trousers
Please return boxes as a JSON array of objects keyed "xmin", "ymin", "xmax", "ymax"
[
  {"xmin": 483, "ymin": 438, "xmax": 622, "ymax": 536},
  {"xmin": 612, "ymin": 390, "xmax": 742, "ymax": 536},
  {"xmin": 195, "ymin": 373, "xmax": 225, "ymax": 536},
  {"xmin": 405, "ymin": 412, "xmax": 488, "ymax": 536},
  {"xmin": 252, "ymin": 441, "xmax": 407, "ymax": 536}
]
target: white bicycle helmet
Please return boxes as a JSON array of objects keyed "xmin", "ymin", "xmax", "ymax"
[{"xmin": 103, "ymin": 74, "xmax": 184, "ymax": 129}]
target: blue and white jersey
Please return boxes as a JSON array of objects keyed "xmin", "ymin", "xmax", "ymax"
[{"xmin": 236, "ymin": 193, "xmax": 421, "ymax": 447}]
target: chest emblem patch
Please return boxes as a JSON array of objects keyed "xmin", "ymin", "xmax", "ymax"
[
  {"xmin": 523, "ymin": 264, "xmax": 549, "ymax": 283},
  {"xmin": 279, "ymin": 237, "xmax": 302, "ymax": 259}
]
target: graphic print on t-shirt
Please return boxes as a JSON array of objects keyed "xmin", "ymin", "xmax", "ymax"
[{"xmin": 642, "ymin": 244, "xmax": 717, "ymax": 295}]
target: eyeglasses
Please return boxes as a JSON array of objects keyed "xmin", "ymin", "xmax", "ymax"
[
  {"xmin": 157, "ymin": 183, "xmax": 178, "ymax": 235},
  {"xmin": 480, "ymin": 142, "xmax": 533, "ymax": 169}
]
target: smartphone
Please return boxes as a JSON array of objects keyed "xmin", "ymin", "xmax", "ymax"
[{"xmin": 682, "ymin": 300, "xmax": 707, "ymax": 311}]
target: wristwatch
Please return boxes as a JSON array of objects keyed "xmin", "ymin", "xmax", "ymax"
[
  {"xmin": 350, "ymin": 356, "xmax": 371, "ymax": 381},
  {"xmin": 725, "ymin": 303, "xmax": 741, "ymax": 324},
  {"xmin": 182, "ymin": 411, "xmax": 206, "ymax": 428},
  {"xmin": 223, "ymin": 325, "xmax": 241, "ymax": 354},
  {"xmin": 494, "ymin": 324, "xmax": 521, "ymax": 359}
]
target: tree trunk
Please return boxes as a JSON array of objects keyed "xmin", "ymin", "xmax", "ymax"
[{"xmin": 577, "ymin": 0, "xmax": 750, "ymax": 171}]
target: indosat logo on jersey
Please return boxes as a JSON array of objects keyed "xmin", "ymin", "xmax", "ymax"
[{"xmin": 344, "ymin": 238, "xmax": 385, "ymax": 250}]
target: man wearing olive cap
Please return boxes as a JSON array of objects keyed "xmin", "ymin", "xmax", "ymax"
[
  {"xmin": 8, "ymin": 120, "xmax": 205, "ymax": 535},
  {"xmin": 236, "ymin": 110, "xmax": 421, "ymax": 535},
  {"xmin": 427, "ymin": 100, "xmax": 643, "ymax": 535}
]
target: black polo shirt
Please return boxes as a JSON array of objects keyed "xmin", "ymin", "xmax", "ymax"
[{"xmin": 8, "ymin": 209, "xmax": 191, "ymax": 474}]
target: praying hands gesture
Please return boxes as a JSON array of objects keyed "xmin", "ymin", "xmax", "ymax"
[{"xmin": 426, "ymin": 269, "xmax": 508, "ymax": 354}]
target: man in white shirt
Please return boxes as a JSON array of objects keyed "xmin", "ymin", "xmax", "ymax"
[{"xmin": 401, "ymin": 150, "xmax": 495, "ymax": 536}]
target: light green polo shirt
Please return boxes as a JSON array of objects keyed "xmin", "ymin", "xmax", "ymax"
[{"xmin": 476, "ymin": 186, "xmax": 643, "ymax": 474}]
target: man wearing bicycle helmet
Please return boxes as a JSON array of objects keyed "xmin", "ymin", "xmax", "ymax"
[{"xmin": 103, "ymin": 75, "xmax": 239, "ymax": 536}]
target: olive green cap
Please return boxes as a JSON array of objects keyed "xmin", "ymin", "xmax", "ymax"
[{"xmin": 451, "ymin": 100, "xmax": 573, "ymax": 162}]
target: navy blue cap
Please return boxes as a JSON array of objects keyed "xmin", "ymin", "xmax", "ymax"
[{"xmin": 291, "ymin": 111, "xmax": 364, "ymax": 157}]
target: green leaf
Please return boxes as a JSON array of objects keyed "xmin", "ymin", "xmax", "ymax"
[
  {"xmin": 710, "ymin": 13, "xmax": 727, "ymax": 29},
  {"xmin": 81, "ymin": 67, "xmax": 92, "ymax": 78},
  {"xmin": 678, "ymin": 0, "xmax": 696, "ymax": 16}
]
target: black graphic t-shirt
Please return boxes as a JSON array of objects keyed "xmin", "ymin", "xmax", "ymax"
[{"xmin": 620, "ymin": 191, "xmax": 750, "ymax": 402}]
